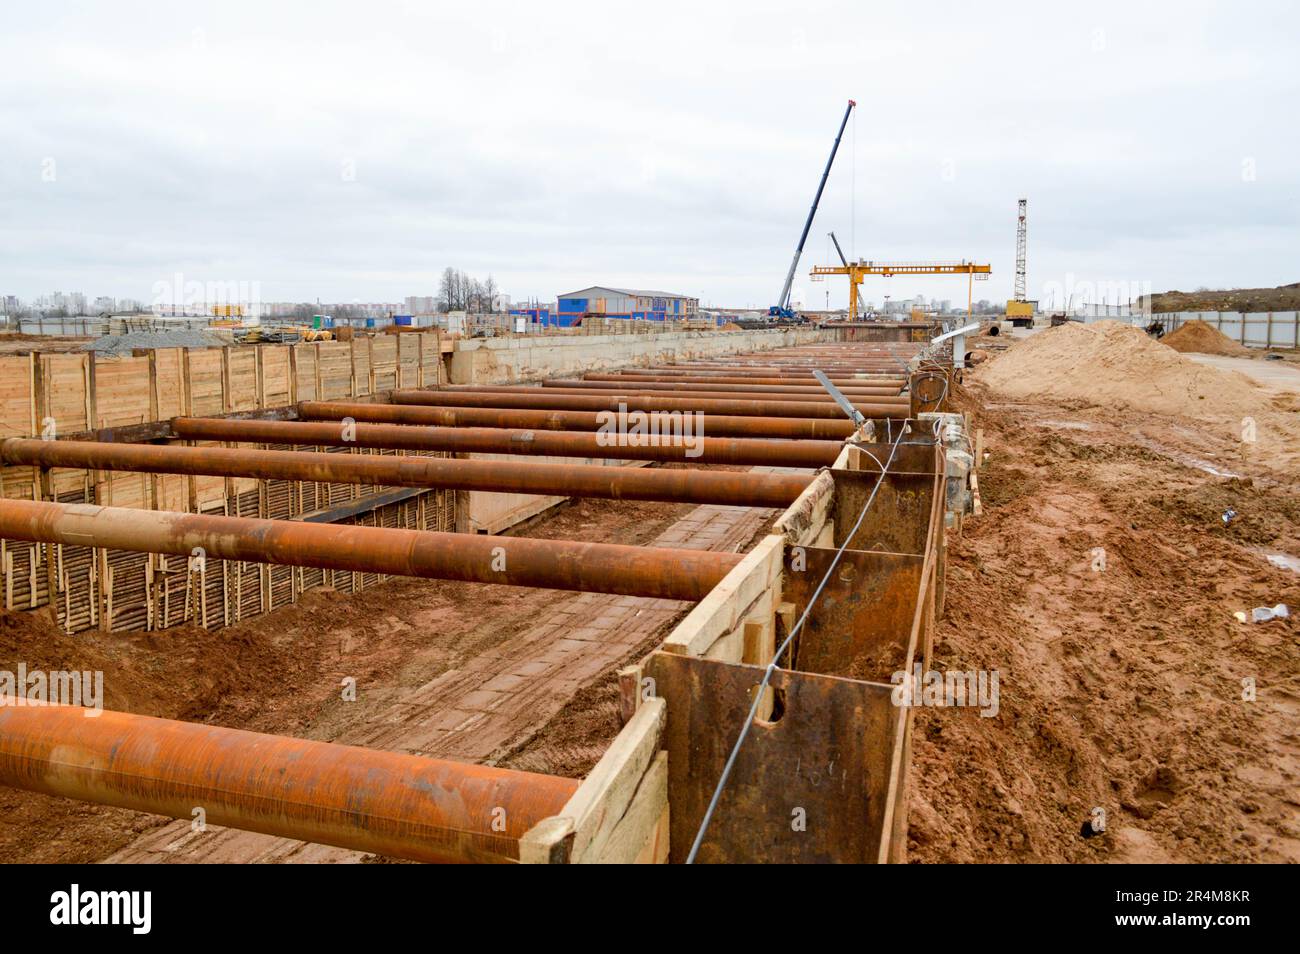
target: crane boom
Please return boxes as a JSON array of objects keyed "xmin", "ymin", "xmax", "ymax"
[
  {"xmin": 772, "ymin": 100, "xmax": 856, "ymax": 317},
  {"xmin": 828, "ymin": 231, "xmax": 866, "ymax": 315}
]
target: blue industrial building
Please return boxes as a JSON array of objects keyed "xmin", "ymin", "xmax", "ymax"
[{"xmin": 555, "ymin": 286, "xmax": 700, "ymax": 327}]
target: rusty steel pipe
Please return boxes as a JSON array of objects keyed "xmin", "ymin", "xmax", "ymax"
[
  {"xmin": 0, "ymin": 703, "xmax": 577, "ymax": 863},
  {"xmin": 625, "ymin": 366, "xmax": 906, "ymax": 376},
  {"xmin": 0, "ymin": 498, "xmax": 741, "ymax": 601},
  {"xmin": 0, "ymin": 439, "xmax": 811, "ymax": 509},
  {"xmin": 595, "ymin": 372, "xmax": 905, "ymax": 386},
  {"xmin": 169, "ymin": 418, "xmax": 844, "ymax": 469},
  {"xmin": 541, "ymin": 379, "xmax": 903, "ymax": 397},
  {"xmin": 299, "ymin": 401, "xmax": 861, "ymax": 440},
  {"xmin": 389, "ymin": 389, "xmax": 906, "ymax": 419},
  {"xmin": 454, "ymin": 384, "xmax": 896, "ymax": 404}
]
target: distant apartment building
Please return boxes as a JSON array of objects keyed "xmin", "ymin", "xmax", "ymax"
[
  {"xmin": 555, "ymin": 286, "xmax": 699, "ymax": 327},
  {"xmin": 405, "ymin": 295, "xmax": 437, "ymax": 315}
]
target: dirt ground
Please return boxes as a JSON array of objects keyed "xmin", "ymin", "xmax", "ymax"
[
  {"xmin": 908, "ymin": 381, "xmax": 1300, "ymax": 863},
  {"xmin": 3, "ymin": 364, "xmax": 1296, "ymax": 865},
  {"xmin": 0, "ymin": 494, "xmax": 699, "ymax": 864}
]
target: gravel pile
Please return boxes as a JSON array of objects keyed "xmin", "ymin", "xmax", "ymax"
[{"xmin": 81, "ymin": 330, "xmax": 232, "ymax": 354}]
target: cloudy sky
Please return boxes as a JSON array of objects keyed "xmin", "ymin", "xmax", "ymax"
[{"xmin": 2, "ymin": 0, "xmax": 1297, "ymax": 310}]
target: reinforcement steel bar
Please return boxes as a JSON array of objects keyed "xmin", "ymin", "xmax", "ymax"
[
  {"xmin": 299, "ymin": 401, "xmax": 861, "ymax": 440},
  {"xmin": 0, "ymin": 498, "xmax": 741, "ymax": 600},
  {"xmin": 388, "ymin": 389, "xmax": 906, "ymax": 419},
  {"xmin": 0, "ymin": 439, "xmax": 812, "ymax": 508},
  {"xmin": 169, "ymin": 418, "xmax": 844, "ymax": 469},
  {"xmin": 0, "ymin": 703, "xmax": 578, "ymax": 864}
]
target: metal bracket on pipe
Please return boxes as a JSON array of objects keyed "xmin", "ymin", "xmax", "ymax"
[
  {"xmin": 812, "ymin": 370, "xmax": 867, "ymax": 428},
  {"xmin": 929, "ymin": 321, "xmax": 981, "ymax": 371}
]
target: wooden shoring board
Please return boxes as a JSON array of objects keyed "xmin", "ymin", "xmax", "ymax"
[
  {"xmin": 519, "ymin": 697, "xmax": 669, "ymax": 864},
  {"xmin": 660, "ymin": 534, "xmax": 782, "ymax": 661}
]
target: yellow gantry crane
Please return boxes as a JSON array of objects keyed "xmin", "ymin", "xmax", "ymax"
[{"xmin": 810, "ymin": 260, "xmax": 992, "ymax": 321}]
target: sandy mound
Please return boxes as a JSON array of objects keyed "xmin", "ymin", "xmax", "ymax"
[
  {"xmin": 975, "ymin": 320, "xmax": 1266, "ymax": 420},
  {"xmin": 1161, "ymin": 319, "xmax": 1249, "ymax": 356}
]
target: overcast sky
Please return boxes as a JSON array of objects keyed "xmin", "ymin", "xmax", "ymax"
[{"xmin": 2, "ymin": 0, "xmax": 1297, "ymax": 310}]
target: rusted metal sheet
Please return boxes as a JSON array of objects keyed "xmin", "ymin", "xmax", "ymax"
[
  {"xmin": 0, "ymin": 703, "xmax": 578, "ymax": 863},
  {"xmin": 643, "ymin": 651, "xmax": 899, "ymax": 863},
  {"xmin": 909, "ymin": 370, "xmax": 950, "ymax": 416},
  {"xmin": 830, "ymin": 469, "xmax": 937, "ymax": 554},
  {"xmin": 0, "ymin": 498, "xmax": 740, "ymax": 600},
  {"xmin": 782, "ymin": 546, "xmax": 924, "ymax": 679}
]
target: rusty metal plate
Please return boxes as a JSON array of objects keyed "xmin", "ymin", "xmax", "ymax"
[
  {"xmin": 848, "ymin": 441, "xmax": 937, "ymax": 475},
  {"xmin": 783, "ymin": 546, "xmax": 923, "ymax": 679},
  {"xmin": 644, "ymin": 651, "xmax": 899, "ymax": 864},
  {"xmin": 830, "ymin": 469, "xmax": 936, "ymax": 554}
]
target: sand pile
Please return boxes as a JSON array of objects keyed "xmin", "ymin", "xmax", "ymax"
[
  {"xmin": 1161, "ymin": 319, "xmax": 1250, "ymax": 356},
  {"xmin": 976, "ymin": 320, "xmax": 1265, "ymax": 420}
]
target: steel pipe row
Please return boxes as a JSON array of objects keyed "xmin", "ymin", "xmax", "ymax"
[
  {"xmin": 0, "ymin": 439, "xmax": 812, "ymax": 509},
  {"xmin": 0, "ymin": 498, "xmax": 741, "ymax": 601},
  {"xmin": 168, "ymin": 418, "xmax": 844, "ymax": 469},
  {"xmin": 0, "ymin": 703, "xmax": 577, "ymax": 864},
  {"xmin": 388, "ymin": 389, "xmax": 906, "ymax": 419},
  {"xmin": 299, "ymin": 401, "xmax": 860, "ymax": 440},
  {"xmin": 453, "ymin": 384, "xmax": 893, "ymax": 404},
  {"xmin": 541, "ymin": 379, "xmax": 902, "ymax": 397}
]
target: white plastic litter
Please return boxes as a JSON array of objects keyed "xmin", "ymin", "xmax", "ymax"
[{"xmin": 1251, "ymin": 603, "xmax": 1290, "ymax": 623}]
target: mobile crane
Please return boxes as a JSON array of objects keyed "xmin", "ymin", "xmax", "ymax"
[{"xmin": 769, "ymin": 100, "xmax": 856, "ymax": 319}]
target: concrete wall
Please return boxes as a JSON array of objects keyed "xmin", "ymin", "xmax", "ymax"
[{"xmin": 446, "ymin": 327, "xmax": 832, "ymax": 385}]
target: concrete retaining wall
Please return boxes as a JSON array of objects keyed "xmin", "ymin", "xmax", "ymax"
[{"xmin": 446, "ymin": 327, "xmax": 832, "ymax": 385}]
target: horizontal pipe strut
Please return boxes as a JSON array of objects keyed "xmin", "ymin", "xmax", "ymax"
[
  {"xmin": 389, "ymin": 389, "xmax": 905, "ymax": 419},
  {"xmin": 299, "ymin": 402, "xmax": 861, "ymax": 440},
  {"xmin": 540, "ymin": 379, "xmax": 903, "ymax": 397},
  {"xmin": 587, "ymin": 373, "xmax": 905, "ymax": 387},
  {"xmin": 168, "ymin": 418, "xmax": 844, "ymax": 469},
  {"xmin": 0, "ymin": 498, "xmax": 741, "ymax": 601},
  {"xmin": 449, "ymin": 384, "xmax": 898, "ymax": 405},
  {"xmin": 1, "ymin": 439, "xmax": 811, "ymax": 509},
  {"xmin": 0, "ymin": 703, "xmax": 578, "ymax": 863}
]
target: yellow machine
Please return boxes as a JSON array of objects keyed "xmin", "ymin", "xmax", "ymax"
[
  {"xmin": 810, "ymin": 260, "xmax": 992, "ymax": 321},
  {"xmin": 1005, "ymin": 198, "xmax": 1036, "ymax": 325}
]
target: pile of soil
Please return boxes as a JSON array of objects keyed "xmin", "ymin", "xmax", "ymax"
[
  {"xmin": 976, "ymin": 320, "xmax": 1300, "ymax": 477},
  {"xmin": 976, "ymin": 320, "xmax": 1263, "ymax": 420},
  {"xmin": 1161, "ymin": 319, "xmax": 1250, "ymax": 356},
  {"xmin": 1144, "ymin": 283, "xmax": 1300, "ymax": 314}
]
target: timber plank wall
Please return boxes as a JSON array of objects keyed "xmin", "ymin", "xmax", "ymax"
[{"xmin": 0, "ymin": 334, "xmax": 455, "ymax": 633}]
